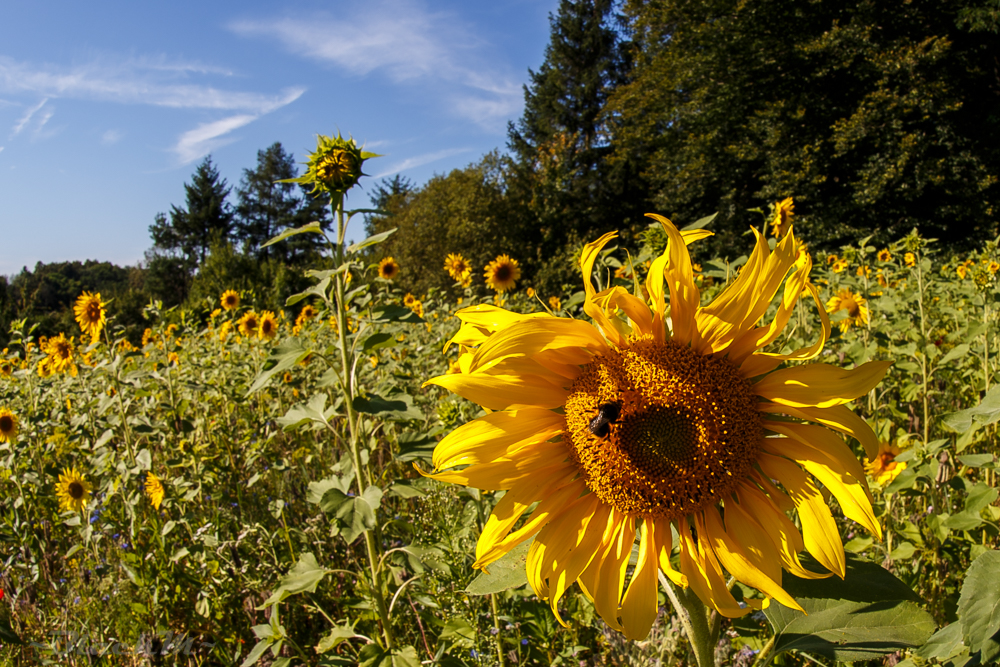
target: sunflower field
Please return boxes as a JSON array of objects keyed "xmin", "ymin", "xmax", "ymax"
[{"xmin": 5, "ymin": 140, "xmax": 1000, "ymax": 667}]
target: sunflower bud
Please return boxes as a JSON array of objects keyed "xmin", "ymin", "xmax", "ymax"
[{"xmin": 285, "ymin": 132, "xmax": 380, "ymax": 197}]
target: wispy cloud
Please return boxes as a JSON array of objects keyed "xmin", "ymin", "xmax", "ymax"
[
  {"xmin": 0, "ymin": 56, "xmax": 305, "ymax": 113},
  {"xmin": 11, "ymin": 98, "xmax": 48, "ymax": 137},
  {"xmin": 230, "ymin": 1, "xmax": 521, "ymax": 130},
  {"xmin": 102, "ymin": 129, "xmax": 123, "ymax": 145},
  {"xmin": 172, "ymin": 114, "xmax": 257, "ymax": 165},
  {"xmin": 374, "ymin": 147, "xmax": 471, "ymax": 178}
]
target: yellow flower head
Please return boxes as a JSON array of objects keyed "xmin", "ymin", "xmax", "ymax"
[
  {"xmin": 877, "ymin": 249, "xmax": 892, "ymax": 262},
  {"xmin": 258, "ymin": 311, "xmax": 279, "ymax": 339},
  {"xmin": 826, "ymin": 289, "xmax": 870, "ymax": 332},
  {"xmin": 56, "ymin": 467, "xmax": 91, "ymax": 512},
  {"xmin": 957, "ymin": 263, "xmax": 969, "ymax": 280},
  {"xmin": 832, "ymin": 259, "xmax": 849, "ymax": 274},
  {"xmin": 221, "ymin": 290, "xmax": 241, "ymax": 311},
  {"xmin": 904, "ymin": 252, "xmax": 916, "ymax": 267},
  {"xmin": 74, "ymin": 292, "xmax": 107, "ymax": 340},
  {"xmin": 526, "ymin": 287, "xmax": 537, "ymax": 299},
  {"xmin": 238, "ymin": 311, "xmax": 260, "ymax": 338},
  {"xmin": 218, "ymin": 321, "xmax": 233, "ymax": 342},
  {"xmin": 145, "ymin": 472, "xmax": 165, "ymax": 510},
  {"xmin": 444, "ymin": 253, "xmax": 472, "ymax": 281},
  {"xmin": 38, "ymin": 333, "xmax": 78, "ymax": 377},
  {"xmin": 990, "ymin": 261, "xmax": 1000, "ymax": 276},
  {"xmin": 0, "ymin": 358, "xmax": 13, "ymax": 376},
  {"xmin": 865, "ymin": 441, "xmax": 907, "ymax": 487},
  {"xmin": 285, "ymin": 132, "xmax": 379, "ymax": 196},
  {"xmin": 403, "ymin": 293, "xmax": 417, "ymax": 307},
  {"xmin": 484, "ymin": 254, "xmax": 521, "ymax": 293},
  {"xmin": 548, "ymin": 296, "xmax": 562, "ymax": 311},
  {"xmin": 298, "ymin": 304, "xmax": 317, "ymax": 323},
  {"xmin": 769, "ymin": 197, "xmax": 795, "ymax": 237},
  {"xmin": 826, "ymin": 254, "xmax": 838, "ymax": 265},
  {"xmin": 210, "ymin": 308, "xmax": 222, "ymax": 319},
  {"xmin": 0, "ymin": 407, "xmax": 18, "ymax": 443},
  {"xmin": 378, "ymin": 257, "xmax": 400, "ymax": 280},
  {"xmin": 425, "ymin": 215, "xmax": 886, "ymax": 639},
  {"xmin": 168, "ymin": 352, "xmax": 180, "ymax": 366}
]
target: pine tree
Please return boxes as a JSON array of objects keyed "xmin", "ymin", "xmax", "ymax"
[{"xmin": 234, "ymin": 143, "xmax": 301, "ymax": 260}]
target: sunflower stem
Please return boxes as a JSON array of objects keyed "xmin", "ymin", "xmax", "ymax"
[
  {"xmin": 749, "ymin": 632, "xmax": 777, "ymax": 667},
  {"xmin": 660, "ymin": 572, "xmax": 715, "ymax": 667}
]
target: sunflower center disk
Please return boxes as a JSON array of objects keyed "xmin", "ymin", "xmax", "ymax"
[
  {"xmin": 69, "ymin": 482, "xmax": 85, "ymax": 499},
  {"xmin": 564, "ymin": 337, "xmax": 763, "ymax": 520}
]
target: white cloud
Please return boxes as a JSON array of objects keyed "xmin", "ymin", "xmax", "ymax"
[
  {"xmin": 172, "ymin": 114, "xmax": 257, "ymax": 165},
  {"xmin": 374, "ymin": 147, "xmax": 471, "ymax": 178},
  {"xmin": 0, "ymin": 56, "xmax": 305, "ymax": 113},
  {"xmin": 230, "ymin": 1, "xmax": 521, "ymax": 129},
  {"xmin": 11, "ymin": 98, "xmax": 47, "ymax": 137},
  {"xmin": 102, "ymin": 129, "xmax": 123, "ymax": 145}
]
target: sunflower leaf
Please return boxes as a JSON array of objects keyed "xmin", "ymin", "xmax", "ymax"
[
  {"xmin": 371, "ymin": 305, "xmax": 423, "ymax": 323},
  {"xmin": 246, "ymin": 339, "xmax": 312, "ymax": 396},
  {"xmin": 942, "ymin": 385, "xmax": 1000, "ymax": 433},
  {"xmin": 260, "ymin": 552, "xmax": 331, "ymax": 607},
  {"xmin": 765, "ymin": 554, "xmax": 933, "ymax": 662},
  {"xmin": 958, "ymin": 549, "xmax": 1000, "ymax": 664},
  {"xmin": 465, "ymin": 539, "xmax": 532, "ymax": 595},
  {"xmin": 347, "ymin": 228, "xmax": 396, "ymax": 254},
  {"xmin": 260, "ymin": 221, "xmax": 324, "ymax": 249}
]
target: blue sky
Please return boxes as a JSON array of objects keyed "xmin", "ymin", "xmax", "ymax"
[{"xmin": 0, "ymin": 0, "xmax": 557, "ymax": 275}]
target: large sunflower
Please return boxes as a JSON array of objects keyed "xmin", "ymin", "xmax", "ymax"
[
  {"xmin": 73, "ymin": 292, "xmax": 107, "ymax": 340},
  {"xmin": 378, "ymin": 257, "xmax": 400, "ymax": 280},
  {"xmin": 425, "ymin": 216, "xmax": 888, "ymax": 640},
  {"xmin": 56, "ymin": 467, "xmax": 92, "ymax": 512},
  {"xmin": 0, "ymin": 407, "xmax": 18, "ymax": 443},
  {"xmin": 484, "ymin": 254, "xmax": 521, "ymax": 293}
]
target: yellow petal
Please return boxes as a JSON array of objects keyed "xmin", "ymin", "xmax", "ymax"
[
  {"xmin": 647, "ymin": 213, "xmax": 701, "ymax": 346},
  {"xmin": 644, "ymin": 253, "xmax": 670, "ymax": 343},
  {"xmin": 578, "ymin": 512, "xmax": 633, "ymax": 632},
  {"xmin": 756, "ymin": 452, "xmax": 845, "ymax": 578},
  {"xmin": 433, "ymin": 408, "xmax": 564, "ymax": 470},
  {"xmin": 428, "ymin": 444, "xmax": 573, "ymax": 490},
  {"xmin": 759, "ymin": 402, "xmax": 881, "ymax": 461},
  {"xmin": 425, "ymin": 371, "xmax": 569, "ymax": 410},
  {"xmin": 592, "ymin": 286, "xmax": 655, "ymax": 338},
  {"xmin": 652, "ymin": 518, "xmax": 687, "ymax": 587},
  {"xmin": 471, "ymin": 317, "xmax": 608, "ymax": 372},
  {"xmin": 620, "ymin": 518, "xmax": 661, "ymax": 640},
  {"xmin": 738, "ymin": 283, "xmax": 832, "ymax": 377},
  {"xmin": 679, "ymin": 516, "xmax": 751, "ymax": 618},
  {"xmin": 581, "ymin": 232, "xmax": 628, "ymax": 347},
  {"xmin": 752, "ymin": 360, "xmax": 892, "ymax": 408}
]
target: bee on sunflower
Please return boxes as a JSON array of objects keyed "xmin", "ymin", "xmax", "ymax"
[{"xmin": 424, "ymin": 215, "xmax": 888, "ymax": 640}]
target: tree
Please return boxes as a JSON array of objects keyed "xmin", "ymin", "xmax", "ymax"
[
  {"xmin": 608, "ymin": 0, "xmax": 1000, "ymax": 251},
  {"xmin": 149, "ymin": 156, "xmax": 234, "ymax": 267},
  {"xmin": 507, "ymin": 0, "xmax": 645, "ymax": 290}
]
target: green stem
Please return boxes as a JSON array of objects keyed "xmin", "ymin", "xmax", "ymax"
[
  {"xmin": 750, "ymin": 633, "xmax": 777, "ymax": 667},
  {"xmin": 490, "ymin": 593, "xmax": 507, "ymax": 667},
  {"xmin": 661, "ymin": 572, "xmax": 715, "ymax": 667},
  {"xmin": 915, "ymin": 253, "xmax": 930, "ymax": 443}
]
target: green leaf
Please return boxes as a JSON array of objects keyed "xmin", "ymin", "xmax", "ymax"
[
  {"xmin": 439, "ymin": 618, "xmax": 476, "ymax": 644},
  {"xmin": 347, "ymin": 228, "xmax": 396, "ymax": 253},
  {"xmin": 938, "ymin": 343, "xmax": 971, "ymax": 366},
  {"xmin": 890, "ymin": 541, "xmax": 918, "ymax": 560},
  {"xmin": 960, "ymin": 454, "xmax": 996, "ymax": 468},
  {"xmin": 278, "ymin": 393, "xmax": 336, "ymax": 430},
  {"xmin": 240, "ymin": 638, "xmax": 272, "ymax": 667},
  {"xmin": 285, "ymin": 276, "xmax": 331, "ymax": 307},
  {"xmin": 352, "ymin": 393, "xmax": 422, "ymax": 421},
  {"xmin": 331, "ymin": 487, "xmax": 383, "ymax": 544},
  {"xmin": 394, "ymin": 432, "xmax": 436, "ymax": 463},
  {"xmin": 966, "ymin": 483, "xmax": 999, "ymax": 514},
  {"xmin": 958, "ymin": 550, "xmax": 1000, "ymax": 663},
  {"xmin": 942, "ymin": 385, "xmax": 1000, "ymax": 433},
  {"xmin": 358, "ymin": 644, "xmax": 421, "ymax": 667},
  {"xmin": 315, "ymin": 621, "xmax": 361, "ymax": 654},
  {"xmin": 261, "ymin": 552, "xmax": 331, "ymax": 607},
  {"xmin": 388, "ymin": 482, "xmax": 426, "ymax": 499},
  {"xmin": 466, "ymin": 539, "xmax": 531, "ymax": 595},
  {"xmin": 944, "ymin": 511, "xmax": 984, "ymax": 532},
  {"xmin": 261, "ymin": 221, "xmax": 323, "ymax": 249},
  {"xmin": 362, "ymin": 332, "xmax": 396, "ymax": 353},
  {"xmin": 681, "ymin": 212, "xmax": 717, "ymax": 230},
  {"xmin": 247, "ymin": 339, "xmax": 312, "ymax": 396},
  {"xmin": 917, "ymin": 622, "xmax": 967, "ymax": 661},
  {"xmin": 764, "ymin": 554, "xmax": 933, "ymax": 662},
  {"xmin": 371, "ymin": 305, "xmax": 423, "ymax": 323}
]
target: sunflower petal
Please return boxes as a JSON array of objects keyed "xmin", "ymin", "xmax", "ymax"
[
  {"xmin": 752, "ymin": 360, "xmax": 893, "ymax": 408},
  {"xmin": 648, "ymin": 214, "xmax": 702, "ymax": 346},
  {"xmin": 578, "ymin": 512, "xmax": 633, "ymax": 632},
  {"xmin": 581, "ymin": 232, "xmax": 628, "ymax": 347},
  {"xmin": 427, "ymin": 444, "xmax": 574, "ymax": 490},
  {"xmin": 471, "ymin": 318, "xmax": 609, "ymax": 372},
  {"xmin": 425, "ymin": 371, "xmax": 569, "ymax": 410},
  {"xmin": 739, "ymin": 283, "xmax": 832, "ymax": 377},
  {"xmin": 433, "ymin": 408, "xmax": 564, "ymax": 470},
  {"xmin": 620, "ymin": 519, "xmax": 661, "ymax": 640},
  {"xmin": 759, "ymin": 402, "xmax": 881, "ymax": 461},
  {"xmin": 652, "ymin": 518, "xmax": 687, "ymax": 587},
  {"xmin": 680, "ymin": 515, "xmax": 751, "ymax": 618}
]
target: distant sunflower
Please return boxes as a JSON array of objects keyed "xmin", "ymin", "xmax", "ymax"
[
  {"xmin": 957, "ymin": 263, "xmax": 969, "ymax": 280},
  {"xmin": 826, "ymin": 254, "xmax": 838, "ymax": 265},
  {"xmin": 990, "ymin": 261, "xmax": 1000, "ymax": 276},
  {"xmin": 403, "ymin": 293, "xmax": 417, "ymax": 307},
  {"xmin": 877, "ymin": 249, "xmax": 892, "ymax": 262},
  {"xmin": 238, "ymin": 312, "xmax": 260, "ymax": 338},
  {"xmin": 38, "ymin": 334, "xmax": 78, "ymax": 377},
  {"xmin": 426, "ymin": 216, "xmax": 886, "ymax": 639},
  {"xmin": 221, "ymin": 290, "xmax": 241, "ymax": 311},
  {"xmin": 218, "ymin": 321, "xmax": 233, "ymax": 342},
  {"xmin": 0, "ymin": 408, "xmax": 18, "ymax": 443},
  {"xmin": 832, "ymin": 259, "xmax": 849, "ymax": 274},
  {"xmin": 444, "ymin": 253, "xmax": 472, "ymax": 281},
  {"xmin": 298, "ymin": 304, "xmax": 317, "ymax": 323},
  {"xmin": 826, "ymin": 289, "xmax": 870, "ymax": 332},
  {"xmin": 378, "ymin": 257, "xmax": 400, "ymax": 280},
  {"xmin": 484, "ymin": 254, "xmax": 521, "ymax": 293},
  {"xmin": 865, "ymin": 441, "xmax": 907, "ymax": 486},
  {"xmin": 769, "ymin": 197, "xmax": 795, "ymax": 237},
  {"xmin": 145, "ymin": 472, "xmax": 165, "ymax": 510},
  {"xmin": 258, "ymin": 311, "xmax": 279, "ymax": 339},
  {"xmin": 73, "ymin": 292, "xmax": 107, "ymax": 340},
  {"xmin": 904, "ymin": 253, "xmax": 916, "ymax": 268},
  {"xmin": 56, "ymin": 468, "xmax": 91, "ymax": 512},
  {"xmin": 0, "ymin": 359, "xmax": 12, "ymax": 376},
  {"xmin": 548, "ymin": 296, "xmax": 562, "ymax": 311}
]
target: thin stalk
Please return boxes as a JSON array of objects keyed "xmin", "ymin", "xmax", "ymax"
[
  {"xmin": 490, "ymin": 593, "xmax": 507, "ymax": 667},
  {"xmin": 660, "ymin": 572, "xmax": 715, "ymax": 667},
  {"xmin": 750, "ymin": 634, "xmax": 777, "ymax": 667},
  {"xmin": 915, "ymin": 254, "xmax": 930, "ymax": 443}
]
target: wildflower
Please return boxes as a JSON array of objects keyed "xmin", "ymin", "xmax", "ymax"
[
  {"xmin": 865, "ymin": 442, "xmax": 907, "ymax": 486},
  {"xmin": 297, "ymin": 304, "xmax": 317, "ymax": 325},
  {"xmin": 168, "ymin": 352, "xmax": 180, "ymax": 366},
  {"xmin": 826, "ymin": 254, "xmax": 838, "ymax": 265},
  {"xmin": 218, "ymin": 321, "xmax": 233, "ymax": 342},
  {"xmin": 826, "ymin": 289, "xmax": 870, "ymax": 332},
  {"xmin": 74, "ymin": 292, "xmax": 107, "ymax": 340},
  {"xmin": 484, "ymin": 254, "xmax": 521, "ymax": 293},
  {"xmin": 856, "ymin": 265, "xmax": 871, "ymax": 278},
  {"xmin": 210, "ymin": 308, "xmax": 222, "ymax": 319},
  {"xmin": 0, "ymin": 408, "xmax": 18, "ymax": 442},
  {"xmin": 404, "ymin": 293, "xmax": 417, "ymax": 307},
  {"xmin": 527, "ymin": 287, "xmax": 537, "ymax": 299},
  {"xmin": 957, "ymin": 263, "xmax": 969, "ymax": 280},
  {"xmin": 145, "ymin": 472, "xmax": 165, "ymax": 510},
  {"xmin": 0, "ymin": 358, "xmax": 13, "ymax": 376},
  {"xmin": 768, "ymin": 197, "xmax": 794, "ymax": 237},
  {"xmin": 990, "ymin": 261, "xmax": 1000, "ymax": 276},
  {"xmin": 832, "ymin": 259, "xmax": 849, "ymax": 274},
  {"xmin": 238, "ymin": 312, "xmax": 260, "ymax": 338},
  {"xmin": 425, "ymin": 216, "xmax": 886, "ymax": 639},
  {"xmin": 142, "ymin": 328, "xmax": 155, "ymax": 347},
  {"xmin": 221, "ymin": 290, "xmax": 240, "ymax": 311},
  {"xmin": 258, "ymin": 311, "xmax": 279, "ymax": 339},
  {"xmin": 378, "ymin": 257, "xmax": 400, "ymax": 280},
  {"xmin": 56, "ymin": 468, "xmax": 92, "ymax": 512}
]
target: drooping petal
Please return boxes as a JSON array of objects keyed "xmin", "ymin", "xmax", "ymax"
[
  {"xmin": 739, "ymin": 283, "xmax": 832, "ymax": 377},
  {"xmin": 620, "ymin": 518, "xmax": 661, "ymax": 640},
  {"xmin": 578, "ymin": 512, "xmax": 633, "ymax": 632},
  {"xmin": 679, "ymin": 515, "xmax": 751, "ymax": 617},
  {"xmin": 445, "ymin": 305, "xmax": 552, "ymax": 350},
  {"xmin": 752, "ymin": 360, "xmax": 893, "ymax": 409},
  {"xmin": 645, "ymin": 253, "xmax": 670, "ymax": 343},
  {"xmin": 757, "ymin": 452, "xmax": 846, "ymax": 578},
  {"xmin": 592, "ymin": 286, "xmax": 655, "ymax": 338},
  {"xmin": 471, "ymin": 318, "xmax": 609, "ymax": 372},
  {"xmin": 759, "ymin": 402, "xmax": 881, "ymax": 461},
  {"xmin": 652, "ymin": 518, "xmax": 687, "ymax": 587},
  {"xmin": 433, "ymin": 408, "xmax": 564, "ymax": 470},
  {"xmin": 581, "ymin": 232, "xmax": 628, "ymax": 347},
  {"xmin": 428, "ymin": 442, "xmax": 574, "ymax": 490}
]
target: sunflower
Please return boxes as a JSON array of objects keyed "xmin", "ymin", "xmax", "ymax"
[
  {"xmin": 484, "ymin": 254, "xmax": 521, "ymax": 293},
  {"xmin": 445, "ymin": 253, "xmax": 472, "ymax": 281},
  {"xmin": 258, "ymin": 311, "xmax": 279, "ymax": 340},
  {"xmin": 221, "ymin": 290, "xmax": 241, "ymax": 311},
  {"xmin": 424, "ymin": 216, "xmax": 887, "ymax": 640},
  {"xmin": 826, "ymin": 289, "xmax": 870, "ymax": 332},
  {"xmin": 218, "ymin": 321, "xmax": 233, "ymax": 342},
  {"xmin": 990, "ymin": 261, "xmax": 1000, "ymax": 276},
  {"xmin": 548, "ymin": 296, "xmax": 562, "ymax": 311},
  {"xmin": 0, "ymin": 358, "xmax": 12, "ymax": 376},
  {"xmin": 56, "ymin": 468, "xmax": 91, "ymax": 512},
  {"xmin": 877, "ymin": 249, "xmax": 892, "ymax": 262},
  {"xmin": 957, "ymin": 263, "xmax": 969, "ymax": 280},
  {"xmin": 904, "ymin": 252, "xmax": 916, "ymax": 267},
  {"xmin": 769, "ymin": 197, "xmax": 795, "ymax": 237},
  {"xmin": 145, "ymin": 472, "xmax": 165, "ymax": 510},
  {"xmin": 73, "ymin": 292, "xmax": 107, "ymax": 340},
  {"xmin": 0, "ymin": 408, "xmax": 18, "ymax": 443},
  {"xmin": 238, "ymin": 311, "xmax": 260, "ymax": 338},
  {"xmin": 831, "ymin": 259, "xmax": 849, "ymax": 274},
  {"xmin": 826, "ymin": 254, "xmax": 838, "ymax": 265},
  {"xmin": 298, "ymin": 304, "xmax": 317, "ymax": 323},
  {"xmin": 404, "ymin": 293, "xmax": 417, "ymax": 307},
  {"xmin": 865, "ymin": 441, "xmax": 907, "ymax": 486},
  {"xmin": 38, "ymin": 334, "xmax": 78, "ymax": 377},
  {"xmin": 378, "ymin": 257, "xmax": 400, "ymax": 280}
]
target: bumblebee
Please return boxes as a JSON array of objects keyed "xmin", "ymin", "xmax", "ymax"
[{"xmin": 588, "ymin": 401, "xmax": 622, "ymax": 438}]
